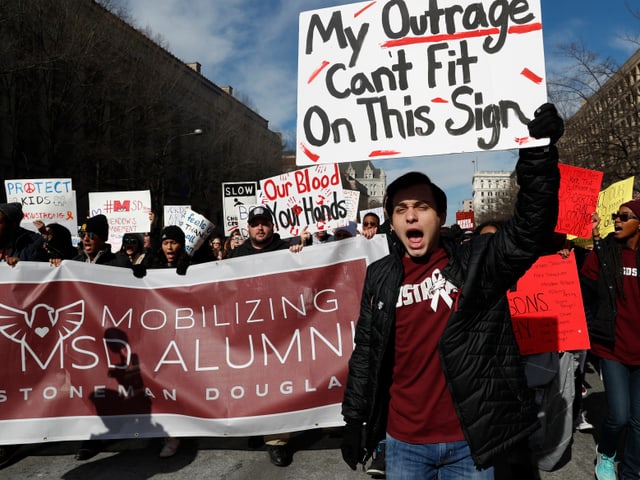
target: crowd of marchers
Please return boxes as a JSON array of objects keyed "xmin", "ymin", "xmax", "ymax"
[{"xmin": 1, "ymin": 102, "xmax": 640, "ymax": 480}]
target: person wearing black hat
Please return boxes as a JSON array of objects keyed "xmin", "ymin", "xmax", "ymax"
[
  {"xmin": 229, "ymin": 206, "xmax": 302, "ymax": 258},
  {"xmin": 147, "ymin": 224, "xmax": 191, "ymax": 458},
  {"xmin": 228, "ymin": 205, "xmax": 302, "ymax": 466},
  {"xmin": 0, "ymin": 202, "xmax": 48, "ymax": 265},
  {"xmin": 73, "ymin": 214, "xmax": 116, "ymax": 265},
  {"xmin": 581, "ymin": 198, "xmax": 640, "ymax": 480}
]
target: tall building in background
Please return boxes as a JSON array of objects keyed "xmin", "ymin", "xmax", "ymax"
[
  {"xmin": 342, "ymin": 161, "xmax": 387, "ymax": 207},
  {"xmin": 558, "ymin": 48, "xmax": 640, "ymax": 195},
  {"xmin": 472, "ymin": 171, "xmax": 517, "ymax": 221}
]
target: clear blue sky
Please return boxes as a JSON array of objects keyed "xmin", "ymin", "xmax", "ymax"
[{"xmin": 118, "ymin": 0, "xmax": 639, "ymax": 223}]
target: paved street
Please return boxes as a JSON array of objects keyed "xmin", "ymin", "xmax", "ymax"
[{"xmin": 1, "ymin": 364, "xmax": 605, "ymax": 479}]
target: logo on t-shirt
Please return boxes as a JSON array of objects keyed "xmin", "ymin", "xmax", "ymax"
[{"xmin": 396, "ymin": 268, "xmax": 458, "ymax": 312}]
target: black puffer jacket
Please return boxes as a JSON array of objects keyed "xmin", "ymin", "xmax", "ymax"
[
  {"xmin": 342, "ymin": 146, "xmax": 560, "ymax": 468},
  {"xmin": 580, "ymin": 234, "xmax": 640, "ymax": 350}
]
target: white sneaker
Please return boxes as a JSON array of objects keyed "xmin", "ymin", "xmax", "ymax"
[{"xmin": 576, "ymin": 411, "xmax": 594, "ymax": 431}]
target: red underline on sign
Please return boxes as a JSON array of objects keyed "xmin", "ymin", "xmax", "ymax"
[
  {"xmin": 355, "ymin": 1, "xmax": 376, "ymax": 18},
  {"xmin": 521, "ymin": 67, "xmax": 543, "ymax": 84},
  {"xmin": 300, "ymin": 143, "xmax": 320, "ymax": 162},
  {"xmin": 515, "ymin": 137, "xmax": 530, "ymax": 145},
  {"xmin": 432, "ymin": 97, "xmax": 449, "ymax": 103},
  {"xmin": 381, "ymin": 22, "xmax": 542, "ymax": 48},
  {"xmin": 369, "ymin": 150, "xmax": 400, "ymax": 157},
  {"xmin": 308, "ymin": 60, "xmax": 330, "ymax": 84}
]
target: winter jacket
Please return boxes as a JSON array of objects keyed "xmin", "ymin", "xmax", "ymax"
[
  {"xmin": 72, "ymin": 244, "xmax": 116, "ymax": 265},
  {"xmin": 579, "ymin": 234, "xmax": 640, "ymax": 350},
  {"xmin": 228, "ymin": 233, "xmax": 290, "ymax": 257},
  {"xmin": 342, "ymin": 146, "xmax": 560, "ymax": 468},
  {"xmin": 2, "ymin": 226, "xmax": 48, "ymax": 262}
]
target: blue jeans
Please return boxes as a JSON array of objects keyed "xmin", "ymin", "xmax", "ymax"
[
  {"xmin": 599, "ymin": 359, "xmax": 640, "ymax": 479},
  {"xmin": 386, "ymin": 434, "xmax": 493, "ymax": 480}
]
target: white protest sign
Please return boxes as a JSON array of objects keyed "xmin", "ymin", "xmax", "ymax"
[
  {"xmin": 164, "ymin": 205, "xmax": 191, "ymax": 227},
  {"xmin": 222, "ymin": 182, "xmax": 258, "ymax": 235},
  {"xmin": 179, "ymin": 209, "xmax": 216, "ymax": 256},
  {"xmin": 336, "ymin": 189, "xmax": 361, "ymax": 227},
  {"xmin": 297, "ymin": 0, "xmax": 548, "ymax": 166},
  {"xmin": 4, "ymin": 178, "xmax": 77, "ymax": 233},
  {"xmin": 88, "ymin": 190, "xmax": 151, "ymax": 251},
  {"xmin": 259, "ymin": 164, "xmax": 347, "ymax": 239}
]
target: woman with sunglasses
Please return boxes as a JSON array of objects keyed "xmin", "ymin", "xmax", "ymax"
[{"xmin": 581, "ymin": 199, "xmax": 640, "ymax": 480}]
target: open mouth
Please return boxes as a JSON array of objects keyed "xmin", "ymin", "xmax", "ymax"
[{"xmin": 406, "ymin": 229, "xmax": 424, "ymax": 247}]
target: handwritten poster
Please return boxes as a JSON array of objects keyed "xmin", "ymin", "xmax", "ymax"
[
  {"xmin": 178, "ymin": 209, "xmax": 215, "ymax": 256},
  {"xmin": 259, "ymin": 164, "xmax": 346, "ymax": 238},
  {"xmin": 88, "ymin": 190, "xmax": 152, "ymax": 252},
  {"xmin": 596, "ymin": 176, "xmax": 635, "ymax": 238},
  {"xmin": 4, "ymin": 178, "xmax": 77, "ymax": 234},
  {"xmin": 507, "ymin": 251, "xmax": 590, "ymax": 355},
  {"xmin": 297, "ymin": 0, "xmax": 548, "ymax": 165},
  {"xmin": 163, "ymin": 205, "xmax": 190, "ymax": 227},
  {"xmin": 556, "ymin": 164, "xmax": 603, "ymax": 238}
]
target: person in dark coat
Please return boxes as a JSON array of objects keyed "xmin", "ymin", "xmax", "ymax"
[
  {"xmin": 73, "ymin": 214, "xmax": 116, "ymax": 265},
  {"xmin": 0, "ymin": 202, "xmax": 48, "ymax": 265},
  {"xmin": 228, "ymin": 205, "xmax": 302, "ymax": 467},
  {"xmin": 340, "ymin": 104, "xmax": 564, "ymax": 478}
]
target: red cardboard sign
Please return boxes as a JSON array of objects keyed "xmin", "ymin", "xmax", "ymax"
[
  {"xmin": 556, "ymin": 164, "xmax": 603, "ymax": 238},
  {"xmin": 507, "ymin": 251, "xmax": 590, "ymax": 355}
]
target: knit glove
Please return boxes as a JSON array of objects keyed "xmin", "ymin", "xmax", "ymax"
[
  {"xmin": 340, "ymin": 422, "xmax": 365, "ymax": 471},
  {"xmin": 527, "ymin": 103, "xmax": 564, "ymax": 145}
]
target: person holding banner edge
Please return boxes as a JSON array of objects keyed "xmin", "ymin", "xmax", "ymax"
[
  {"xmin": 229, "ymin": 205, "xmax": 302, "ymax": 467},
  {"xmin": 581, "ymin": 201, "xmax": 640, "ymax": 480},
  {"xmin": 341, "ymin": 103, "xmax": 564, "ymax": 478}
]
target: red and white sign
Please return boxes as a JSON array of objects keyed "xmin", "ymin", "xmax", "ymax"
[
  {"xmin": 259, "ymin": 164, "xmax": 347, "ymax": 238},
  {"xmin": 0, "ymin": 237, "xmax": 388, "ymax": 445},
  {"xmin": 297, "ymin": 0, "xmax": 548, "ymax": 165}
]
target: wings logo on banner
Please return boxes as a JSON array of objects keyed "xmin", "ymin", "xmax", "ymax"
[{"xmin": 0, "ymin": 237, "xmax": 388, "ymax": 445}]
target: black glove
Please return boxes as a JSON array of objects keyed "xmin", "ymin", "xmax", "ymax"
[
  {"xmin": 131, "ymin": 264, "xmax": 147, "ymax": 279},
  {"xmin": 527, "ymin": 103, "xmax": 564, "ymax": 145},
  {"xmin": 176, "ymin": 256, "xmax": 190, "ymax": 276},
  {"xmin": 340, "ymin": 422, "xmax": 365, "ymax": 471}
]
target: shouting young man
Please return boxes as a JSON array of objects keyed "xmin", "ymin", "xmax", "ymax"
[{"xmin": 341, "ymin": 104, "xmax": 564, "ymax": 479}]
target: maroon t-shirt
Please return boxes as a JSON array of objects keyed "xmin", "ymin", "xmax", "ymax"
[
  {"xmin": 387, "ymin": 248, "xmax": 465, "ymax": 444},
  {"xmin": 582, "ymin": 248, "xmax": 640, "ymax": 365}
]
